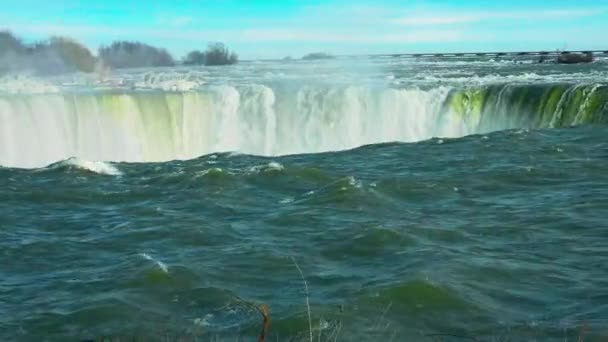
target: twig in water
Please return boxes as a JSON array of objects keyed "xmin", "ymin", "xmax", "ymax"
[
  {"xmin": 257, "ymin": 304, "xmax": 270, "ymax": 342},
  {"xmin": 318, "ymin": 318, "xmax": 323, "ymax": 342},
  {"xmin": 292, "ymin": 256, "xmax": 313, "ymax": 342}
]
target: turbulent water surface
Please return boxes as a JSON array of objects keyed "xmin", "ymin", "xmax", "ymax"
[{"xmin": 1, "ymin": 57, "xmax": 608, "ymax": 341}]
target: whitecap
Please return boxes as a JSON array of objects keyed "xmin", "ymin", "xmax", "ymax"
[
  {"xmin": 64, "ymin": 158, "xmax": 122, "ymax": 176},
  {"xmin": 280, "ymin": 197, "xmax": 294, "ymax": 204},
  {"xmin": 249, "ymin": 161, "xmax": 285, "ymax": 173},
  {"xmin": 194, "ymin": 314, "xmax": 214, "ymax": 327},
  {"xmin": 196, "ymin": 168, "xmax": 224, "ymax": 177},
  {"xmin": 346, "ymin": 176, "xmax": 362, "ymax": 189},
  {"xmin": 140, "ymin": 253, "xmax": 169, "ymax": 273}
]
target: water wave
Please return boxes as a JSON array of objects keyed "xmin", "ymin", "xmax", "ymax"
[
  {"xmin": 42, "ymin": 158, "xmax": 122, "ymax": 175},
  {"xmin": 65, "ymin": 158, "xmax": 121, "ymax": 176},
  {"xmin": 248, "ymin": 161, "xmax": 285, "ymax": 174},
  {"xmin": 140, "ymin": 253, "xmax": 169, "ymax": 273}
]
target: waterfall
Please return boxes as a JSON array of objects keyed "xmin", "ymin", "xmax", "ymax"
[{"xmin": 0, "ymin": 83, "xmax": 606, "ymax": 168}]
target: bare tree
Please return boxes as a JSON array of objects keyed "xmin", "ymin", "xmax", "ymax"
[
  {"xmin": 99, "ymin": 41, "xmax": 175, "ymax": 69},
  {"xmin": 184, "ymin": 43, "xmax": 238, "ymax": 66}
]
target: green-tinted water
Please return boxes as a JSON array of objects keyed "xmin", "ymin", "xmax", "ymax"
[
  {"xmin": 2, "ymin": 58, "xmax": 608, "ymax": 341},
  {"xmin": 2, "ymin": 126, "xmax": 607, "ymax": 341}
]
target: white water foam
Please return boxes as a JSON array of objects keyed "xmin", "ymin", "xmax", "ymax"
[
  {"xmin": 0, "ymin": 75, "xmax": 59, "ymax": 94},
  {"xmin": 193, "ymin": 314, "xmax": 214, "ymax": 327},
  {"xmin": 412, "ymin": 71, "xmax": 608, "ymax": 86},
  {"xmin": 249, "ymin": 161, "xmax": 285, "ymax": 173},
  {"xmin": 195, "ymin": 167, "xmax": 225, "ymax": 178},
  {"xmin": 140, "ymin": 253, "xmax": 169, "ymax": 273},
  {"xmin": 134, "ymin": 72, "xmax": 204, "ymax": 91},
  {"xmin": 280, "ymin": 197, "xmax": 295, "ymax": 204},
  {"xmin": 64, "ymin": 158, "xmax": 122, "ymax": 176},
  {"xmin": 344, "ymin": 176, "xmax": 362, "ymax": 190}
]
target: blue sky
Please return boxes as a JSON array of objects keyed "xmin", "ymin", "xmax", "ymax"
[{"xmin": 1, "ymin": 0, "xmax": 607, "ymax": 59}]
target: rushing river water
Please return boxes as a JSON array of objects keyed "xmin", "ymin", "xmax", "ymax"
[{"xmin": 1, "ymin": 57, "xmax": 607, "ymax": 341}]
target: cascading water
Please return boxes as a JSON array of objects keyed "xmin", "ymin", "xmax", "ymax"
[{"xmin": 0, "ymin": 83, "xmax": 606, "ymax": 168}]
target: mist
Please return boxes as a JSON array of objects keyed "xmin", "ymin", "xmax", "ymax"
[
  {"xmin": 0, "ymin": 31, "xmax": 240, "ymax": 76},
  {"xmin": 0, "ymin": 32, "xmax": 98, "ymax": 75}
]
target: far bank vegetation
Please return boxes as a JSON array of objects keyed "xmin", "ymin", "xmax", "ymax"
[
  {"xmin": 0, "ymin": 32, "xmax": 97, "ymax": 75},
  {"xmin": 98, "ymin": 41, "xmax": 175, "ymax": 69},
  {"xmin": 183, "ymin": 42, "xmax": 238, "ymax": 66},
  {"xmin": 0, "ymin": 31, "xmax": 239, "ymax": 76},
  {"xmin": 302, "ymin": 52, "xmax": 335, "ymax": 60}
]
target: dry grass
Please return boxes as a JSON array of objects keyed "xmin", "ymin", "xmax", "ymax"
[
  {"xmin": 256, "ymin": 304, "xmax": 269, "ymax": 342},
  {"xmin": 291, "ymin": 257, "xmax": 313, "ymax": 342},
  {"xmin": 79, "ymin": 261, "xmax": 604, "ymax": 342}
]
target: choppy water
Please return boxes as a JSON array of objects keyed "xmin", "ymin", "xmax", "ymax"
[{"xmin": 1, "ymin": 58, "xmax": 608, "ymax": 341}]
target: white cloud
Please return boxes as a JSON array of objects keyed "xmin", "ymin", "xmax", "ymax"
[
  {"xmin": 157, "ymin": 15, "xmax": 194, "ymax": 28},
  {"xmin": 237, "ymin": 29, "xmax": 464, "ymax": 43},
  {"xmin": 2, "ymin": 4, "xmax": 605, "ymax": 58},
  {"xmin": 393, "ymin": 15, "xmax": 479, "ymax": 26},
  {"xmin": 300, "ymin": 3, "xmax": 393, "ymax": 19},
  {"xmin": 5, "ymin": 23, "xmax": 126, "ymax": 36},
  {"xmin": 2, "ymin": 21, "xmax": 463, "ymax": 44},
  {"xmin": 392, "ymin": 8, "xmax": 605, "ymax": 26}
]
